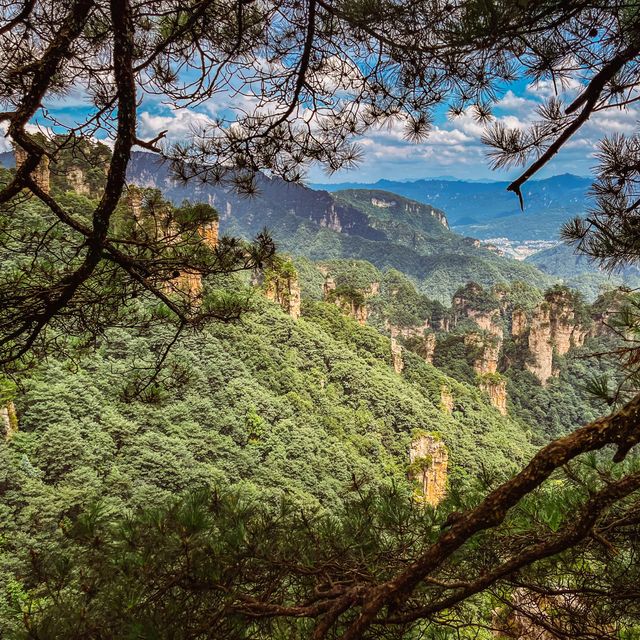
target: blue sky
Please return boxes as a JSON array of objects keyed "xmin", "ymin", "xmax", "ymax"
[{"xmin": 8, "ymin": 73, "xmax": 637, "ymax": 184}]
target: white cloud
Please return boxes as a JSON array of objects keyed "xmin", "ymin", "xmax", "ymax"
[
  {"xmin": 526, "ymin": 77, "xmax": 583, "ymax": 100},
  {"xmin": 0, "ymin": 124, "xmax": 10, "ymax": 153},
  {"xmin": 138, "ymin": 108, "xmax": 215, "ymax": 143}
]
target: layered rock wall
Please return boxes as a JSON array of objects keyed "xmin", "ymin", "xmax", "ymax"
[
  {"xmin": 479, "ymin": 376, "xmax": 507, "ymax": 415},
  {"xmin": 408, "ymin": 434, "xmax": 448, "ymax": 506},
  {"xmin": 265, "ymin": 274, "xmax": 302, "ymax": 320},
  {"xmin": 525, "ymin": 290, "xmax": 589, "ymax": 385}
]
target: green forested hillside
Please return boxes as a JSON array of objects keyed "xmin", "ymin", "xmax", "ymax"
[
  {"xmin": 0, "ymin": 289, "xmax": 535, "ymax": 633},
  {"xmin": 297, "ymin": 258, "xmax": 617, "ymax": 443}
]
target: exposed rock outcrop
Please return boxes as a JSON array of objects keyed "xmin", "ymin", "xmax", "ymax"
[
  {"xmin": 387, "ymin": 320, "xmax": 431, "ymax": 341},
  {"xmin": 525, "ymin": 289, "xmax": 589, "ymax": 385},
  {"xmin": 125, "ymin": 185, "xmax": 144, "ymax": 219},
  {"xmin": 452, "ymin": 283, "xmax": 503, "ymax": 337},
  {"xmin": 479, "ymin": 375, "xmax": 507, "ymax": 415},
  {"xmin": 416, "ymin": 332, "xmax": 436, "ymax": 364},
  {"xmin": 319, "ymin": 204, "xmax": 342, "ymax": 232},
  {"xmin": 526, "ymin": 303, "xmax": 555, "ymax": 385},
  {"xmin": 323, "ymin": 275, "xmax": 336, "ymax": 297},
  {"xmin": 391, "ymin": 337, "xmax": 404, "ymax": 374},
  {"xmin": 1, "ymin": 401, "xmax": 18, "ymax": 440},
  {"xmin": 322, "ymin": 276, "xmax": 378, "ymax": 326},
  {"xmin": 66, "ymin": 166, "xmax": 92, "ymax": 196},
  {"xmin": 265, "ymin": 272, "xmax": 302, "ymax": 320},
  {"xmin": 465, "ymin": 332, "xmax": 501, "ymax": 374},
  {"xmin": 511, "ymin": 308, "xmax": 528, "ymax": 337},
  {"xmin": 14, "ymin": 144, "xmax": 50, "ymax": 193},
  {"xmin": 328, "ymin": 293, "xmax": 368, "ymax": 325},
  {"xmin": 199, "ymin": 219, "xmax": 219, "ymax": 248},
  {"xmin": 408, "ymin": 433, "xmax": 448, "ymax": 506},
  {"xmin": 440, "ymin": 385, "xmax": 454, "ymax": 413},
  {"xmin": 169, "ymin": 216, "xmax": 219, "ymax": 300},
  {"xmin": 371, "ymin": 197, "xmax": 395, "ymax": 208}
]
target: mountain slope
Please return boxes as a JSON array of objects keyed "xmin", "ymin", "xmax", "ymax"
[
  {"xmin": 125, "ymin": 153, "xmax": 553, "ymax": 301},
  {"xmin": 313, "ymin": 174, "xmax": 591, "ymax": 241},
  {"xmin": 526, "ymin": 243, "xmax": 640, "ymax": 300},
  {"xmin": 3, "ymin": 299, "xmax": 534, "ymax": 502}
]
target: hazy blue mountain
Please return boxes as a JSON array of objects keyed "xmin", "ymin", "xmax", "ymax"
[
  {"xmin": 0, "ymin": 151, "xmax": 14, "ymax": 168},
  {"xmin": 526, "ymin": 243, "xmax": 640, "ymax": 300},
  {"xmin": 313, "ymin": 174, "xmax": 592, "ymax": 241}
]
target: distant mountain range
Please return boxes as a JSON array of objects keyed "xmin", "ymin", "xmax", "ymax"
[
  {"xmin": 313, "ymin": 174, "xmax": 592, "ymax": 242},
  {"xmin": 526, "ymin": 243, "xmax": 640, "ymax": 300}
]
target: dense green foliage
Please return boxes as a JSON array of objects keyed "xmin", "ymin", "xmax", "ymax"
[{"xmin": 0, "ymin": 287, "xmax": 535, "ymax": 635}]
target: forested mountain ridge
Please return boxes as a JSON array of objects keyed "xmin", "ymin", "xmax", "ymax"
[
  {"xmin": 0, "ymin": 149, "xmax": 567, "ymax": 300},
  {"xmin": 119, "ymin": 152, "xmax": 553, "ymax": 301},
  {"xmin": 313, "ymin": 174, "xmax": 591, "ymax": 242}
]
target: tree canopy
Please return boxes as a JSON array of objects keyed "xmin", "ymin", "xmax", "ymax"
[{"xmin": 3, "ymin": 1, "xmax": 640, "ymax": 639}]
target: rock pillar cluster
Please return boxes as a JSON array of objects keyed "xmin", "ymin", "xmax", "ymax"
[
  {"xmin": 524, "ymin": 290, "xmax": 589, "ymax": 385},
  {"xmin": 321, "ymin": 275, "xmax": 378, "ymax": 326},
  {"xmin": 265, "ymin": 274, "xmax": 302, "ymax": 320},
  {"xmin": 176, "ymin": 218, "xmax": 219, "ymax": 300}
]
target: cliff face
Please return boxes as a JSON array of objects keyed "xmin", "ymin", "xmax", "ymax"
[
  {"xmin": 408, "ymin": 433, "xmax": 448, "ymax": 506},
  {"xmin": 322, "ymin": 275, "xmax": 379, "ymax": 326},
  {"xmin": 264, "ymin": 273, "xmax": 301, "ymax": 320},
  {"xmin": 1, "ymin": 401, "xmax": 18, "ymax": 440},
  {"xmin": 386, "ymin": 320, "xmax": 435, "ymax": 363},
  {"xmin": 14, "ymin": 144, "xmax": 50, "ymax": 193},
  {"xmin": 66, "ymin": 167, "xmax": 92, "ymax": 196},
  {"xmin": 525, "ymin": 303, "xmax": 555, "ymax": 384},
  {"xmin": 464, "ymin": 332, "xmax": 501, "ymax": 374},
  {"xmin": 319, "ymin": 203, "xmax": 343, "ymax": 232},
  {"xmin": 511, "ymin": 308, "xmax": 528, "ymax": 337},
  {"xmin": 524, "ymin": 289, "xmax": 590, "ymax": 385},
  {"xmin": 390, "ymin": 337, "xmax": 404, "ymax": 374},
  {"xmin": 479, "ymin": 376, "xmax": 507, "ymax": 415},
  {"xmin": 199, "ymin": 219, "xmax": 219, "ymax": 248}
]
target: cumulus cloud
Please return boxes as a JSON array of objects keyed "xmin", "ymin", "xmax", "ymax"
[
  {"xmin": 26, "ymin": 65, "xmax": 639, "ymax": 183},
  {"xmin": 138, "ymin": 108, "xmax": 215, "ymax": 143}
]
